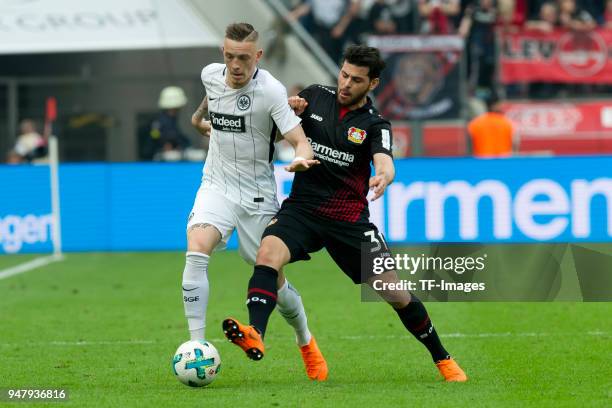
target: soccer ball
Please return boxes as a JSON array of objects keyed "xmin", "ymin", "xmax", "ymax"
[{"xmin": 172, "ymin": 340, "xmax": 221, "ymax": 387}]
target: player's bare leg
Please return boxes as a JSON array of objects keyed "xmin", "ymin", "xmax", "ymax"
[
  {"xmin": 222, "ymin": 236, "xmax": 285, "ymax": 360},
  {"xmin": 182, "ymin": 224, "xmax": 221, "ymax": 341},
  {"xmin": 224, "ymin": 236, "xmax": 328, "ymax": 380},
  {"xmin": 187, "ymin": 223, "xmax": 221, "ymax": 254},
  {"xmin": 366, "ymin": 271, "xmax": 467, "ymax": 382}
]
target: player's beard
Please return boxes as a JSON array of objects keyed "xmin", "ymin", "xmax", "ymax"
[{"xmin": 337, "ymin": 87, "xmax": 370, "ymax": 108}]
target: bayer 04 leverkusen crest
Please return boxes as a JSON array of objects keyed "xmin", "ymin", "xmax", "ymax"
[{"xmin": 347, "ymin": 127, "xmax": 367, "ymax": 144}]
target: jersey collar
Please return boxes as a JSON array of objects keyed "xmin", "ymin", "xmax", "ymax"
[{"xmin": 337, "ymin": 95, "xmax": 374, "ymax": 118}]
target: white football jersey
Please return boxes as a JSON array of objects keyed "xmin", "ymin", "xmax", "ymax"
[{"xmin": 200, "ymin": 63, "xmax": 300, "ymax": 213}]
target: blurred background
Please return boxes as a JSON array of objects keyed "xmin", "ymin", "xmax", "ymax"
[
  {"xmin": 1, "ymin": 0, "xmax": 612, "ymax": 254},
  {"xmin": 4, "ymin": 0, "xmax": 612, "ymax": 163}
]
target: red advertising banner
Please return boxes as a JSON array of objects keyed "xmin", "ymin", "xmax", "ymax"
[
  {"xmin": 500, "ymin": 29, "xmax": 612, "ymax": 84},
  {"xmin": 501, "ymin": 101, "xmax": 612, "ymax": 155},
  {"xmin": 391, "ymin": 123, "xmax": 466, "ymax": 158}
]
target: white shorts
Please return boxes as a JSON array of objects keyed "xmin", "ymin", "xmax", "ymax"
[{"xmin": 186, "ymin": 187, "xmax": 277, "ymax": 264}]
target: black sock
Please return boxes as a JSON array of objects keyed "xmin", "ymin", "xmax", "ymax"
[
  {"xmin": 246, "ymin": 265, "xmax": 278, "ymax": 338},
  {"xmin": 395, "ymin": 293, "xmax": 450, "ymax": 362}
]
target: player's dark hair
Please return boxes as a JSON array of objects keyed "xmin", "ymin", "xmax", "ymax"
[
  {"xmin": 225, "ymin": 22, "xmax": 259, "ymax": 42},
  {"xmin": 342, "ymin": 45, "xmax": 386, "ymax": 79}
]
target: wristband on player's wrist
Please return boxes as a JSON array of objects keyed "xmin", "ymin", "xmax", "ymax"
[{"xmin": 292, "ymin": 156, "xmax": 306, "ymax": 162}]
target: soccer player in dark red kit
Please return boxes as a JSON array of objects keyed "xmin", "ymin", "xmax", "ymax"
[{"xmin": 223, "ymin": 45, "xmax": 467, "ymax": 382}]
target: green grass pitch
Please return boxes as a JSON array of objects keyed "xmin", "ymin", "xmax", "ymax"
[{"xmin": 0, "ymin": 251, "xmax": 610, "ymax": 407}]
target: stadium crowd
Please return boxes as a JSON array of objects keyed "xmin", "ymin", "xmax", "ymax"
[
  {"xmin": 4, "ymin": 1, "xmax": 611, "ymax": 163},
  {"xmin": 282, "ymin": 0, "xmax": 610, "ymax": 101}
]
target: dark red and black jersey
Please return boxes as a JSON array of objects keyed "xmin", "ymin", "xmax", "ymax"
[{"xmin": 285, "ymin": 84, "xmax": 393, "ymax": 223}]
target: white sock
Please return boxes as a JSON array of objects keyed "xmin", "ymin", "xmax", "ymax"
[
  {"xmin": 276, "ymin": 280, "xmax": 312, "ymax": 347},
  {"xmin": 182, "ymin": 252, "xmax": 210, "ymax": 341}
]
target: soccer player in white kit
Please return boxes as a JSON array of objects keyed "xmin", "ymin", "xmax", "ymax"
[{"xmin": 183, "ymin": 23, "xmax": 328, "ymax": 380}]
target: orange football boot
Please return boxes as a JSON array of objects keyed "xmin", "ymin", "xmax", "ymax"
[
  {"xmin": 299, "ymin": 336, "xmax": 328, "ymax": 381},
  {"xmin": 436, "ymin": 358, "xmax": 468, "ymax": 382},
  {"xmin": 222, "ymin": 318, "xmax": 265, "ymax": 361}
]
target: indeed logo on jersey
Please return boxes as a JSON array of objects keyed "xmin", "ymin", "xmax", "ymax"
[
  {"xmin": 210, "ymin": 112, "xmax": 245, "ymax": 133},
  {"xmin": 307, "ymin": 137, "xmax": 354, "ymax": 167}
]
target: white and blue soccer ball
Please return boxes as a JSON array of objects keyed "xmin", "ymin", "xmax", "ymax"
[{"xmin": 172, "ymin": 340, "xmax": 221, "ymax": 387}]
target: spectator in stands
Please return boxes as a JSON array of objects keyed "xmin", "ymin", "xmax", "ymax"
[
  {"xmin": 524, "ymin": 2, "xmax": 562, "ymax": 99},
  {"xmin": 527, "ymin": 0, "xmax": 550, "ymax": 20},
  {"xmin": 525, "ymin": 1, "xmax": 559, "ymax": 32},
  {"xmin": 368, "ymin": 0, "xmax": 416, "ymax": 34},
  {"xmin": 289, "ymin": 0, "xmax": 361, "ymax": 63},
  {"xmin": 459, "ymin": 0, "xmax": 498, "ymax": 93},
  {"xmin": 498, "ymin": 0, "xmax": 526, "ymax": 27},
  {"xmin": 418, "ymin": 0, "xmax": 460, "ymax": 34},
  {"xmin": 146, "ymin": 86, "xmax": 191, "ymax": 161},
  {"xmin": 603, "ymin": 0, "xmax": 612, "ymax": 28},
  {"xmin": 580, "ymin": 0, "xmax": 603, "ymax": 22},
  {"xmin": 369, "ymin": 0, "xmax": 399, "ymax": 34},
  {"xmin": 467, "ymin": 96, "xmax": 515, "ymax": 158},
  {"xmin": 557, "ymin": 0, "xmax": 596, "ymax": 31},
  {"xmin": 7, "ymin": 119, "xmax": 48, "ymax": 164}
]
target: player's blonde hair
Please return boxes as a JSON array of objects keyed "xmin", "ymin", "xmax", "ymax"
[{"xmin": 225, "ymin": 23, "xmax": 258, "ymax": 42}]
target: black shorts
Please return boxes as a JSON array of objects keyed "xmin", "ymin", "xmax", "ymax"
[{"xmin": 262, "ymin": 204, "xmax": 392, "ymax": 284}]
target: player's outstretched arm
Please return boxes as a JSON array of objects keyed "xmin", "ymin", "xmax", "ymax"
[
  {"xmin": 282, "ymin": 125, "xmax": 320, "ymax": 172},
  {"xmin": 369, "ymin": 153, "xmax": 395, "ymax": 201},
  {"xmin": 191, "ymin": 96, "xmax": 211, "ymax": 137}
]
